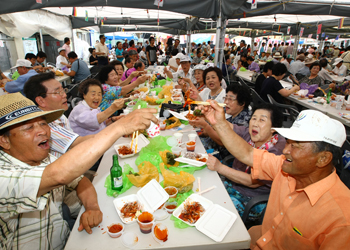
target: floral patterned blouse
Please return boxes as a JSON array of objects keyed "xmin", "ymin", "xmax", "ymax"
[{"xmin": 99, "ymin": 84, "xmax": 122, "ymax": 114}]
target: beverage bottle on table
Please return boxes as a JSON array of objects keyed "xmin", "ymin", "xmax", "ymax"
[
  {"xmin": 326, "ymin": 88, "xmax": 332, "ymax": 104},
  {"xmin": 110, "ymin": 154, "xmax": 123, "ymax": 191}
]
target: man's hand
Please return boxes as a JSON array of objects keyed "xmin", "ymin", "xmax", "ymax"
[
  {"xmin": 115, "ymin": 108, "xmax": 158, "ymax": 136},
  {"xmin": 206, "ymin": 154, "xmax": 223, "ymax": 172},
  {"xmin": 200, "ymin": 99, "xmax": 226, "ymax": 127},
  {"xmin": 189, "ymin": 117, "xmax": 208, "ymax": 129},
  {"xmin": 63, "ymin": 70, "xmax": 68, "ymax": 74},
  {"xmin": 78, "ymin": 208, "xmax": 103, "ymax": 234},
  {"xmin": 130, "ymin": 71, "xmax": 143, "ymax": 78},
  {"xmin": 137, "ymin": 74, "xmax": 149, "ymax": 84},
  {"xmin": 164, "ymin": 66, "xmax": 169, "ymax": 74},
  {"xmin": 111, "ymin": 99, "xmax": 125, "ymax": 111}
]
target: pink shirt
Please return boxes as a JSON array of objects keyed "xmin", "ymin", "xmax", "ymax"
[{"xmin": 62, "ymin": 44, "xmax": 71, "ymax": 57}]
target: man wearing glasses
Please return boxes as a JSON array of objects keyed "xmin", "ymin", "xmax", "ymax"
[{"xmin": 95, "ymin": 34, "xmax": 109, "ymax": 66}]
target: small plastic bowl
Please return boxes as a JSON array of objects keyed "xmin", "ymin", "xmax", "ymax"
[
  {"xmin": 121, "ymin": 232, "xmax": 139, "ymax": 248},
  {"xmin": 308, "ymin": 94, "xmax": 314, "ymax": 99},
  {"xmin": 164, "ymin": 201, "xmax": 178, "ymax": 214},
  {"xmin": 152, "ymin": 223, "xmax": 169, "ymax": 245},
  {"xmin": 164, "ymin": 186, "xmax": 178, "ymax": 198},
  {"xmin": 107, "ymin": 223, "xmax": 124, "ymax": 238},
  {"xmin": 171, "ymin": 147, "xmax": 182, "ymax": 158}
]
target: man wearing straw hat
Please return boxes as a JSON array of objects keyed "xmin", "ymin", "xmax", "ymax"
[
  {"xmin": 0, "ymin": 93, "xmax": 158, "ymax": 249},
  {"xmin": 201, "ymin": 101, "xmax": 350, "ymax": 250}
]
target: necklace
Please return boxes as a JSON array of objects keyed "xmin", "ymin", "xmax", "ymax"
[{"xmin": 209, "ymin": 87, "xmax": 222, "ymax": 100}]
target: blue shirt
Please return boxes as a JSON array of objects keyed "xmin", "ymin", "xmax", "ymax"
[
  {"xmin": 5, "ymin": 69, "xmax": 38, "ymax": 95},
  {"xmin": 297, "ymin": 66, "xmax": 311, "ymax": 77},
  {"xmin": 71, "ymin": 59, "xmax": 91, "ymax": 82},
  {"xmin": 115, "ymin": 48, "xmax": 124, "ymax": 62}
]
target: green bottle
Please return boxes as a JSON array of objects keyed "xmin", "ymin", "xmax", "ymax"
[
  {"xmin": 110, "ymin": 154, "xmax": 123, "ymax": 191},
  {"xmin": 326, "ymin": 88, "xmax": 332, "ymax": 104}
]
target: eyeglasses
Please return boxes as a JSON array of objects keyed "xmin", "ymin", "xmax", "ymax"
[
  {"xmin": 223, "ymin": 97, "xmax": 237, "ymax": 103},
  {"xmin": 44, "ymin": 88, "xmax": 68, "ymax": 96}
]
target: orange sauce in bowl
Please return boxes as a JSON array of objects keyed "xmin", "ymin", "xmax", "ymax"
[
  {"xmin": 154, "ymin": 225, "xmax": 168, "ymax": 242},
  {"xmin": 108, "ymin": 224, "xmax": 123, "ymax": 233}
]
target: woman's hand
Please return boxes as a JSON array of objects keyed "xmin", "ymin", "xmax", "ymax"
[
  {"xmin": 189, "ymin": 87, "xmax": 200, "ymax": 100},
  {"xmin": 130, "ymin": 71, "xmax": 141, "ymax": 78},
  {"xmin": 206, "ymin": 154, "xmax": 223, "ymax": 172},
  {"xmin": 200, "ymin": 99, "xmax": 226, "ymax": 127},
  {"xmin": 111, "ymin": 98, "xmax": 125, "ymax": 111},
  {"xmin": 137, "ymin": 75, "xmax": 149, "ymax": 84}
]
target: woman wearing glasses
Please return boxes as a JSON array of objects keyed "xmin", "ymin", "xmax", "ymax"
[
  {"xmin": 189, "ymin": 84, "xmax": 252, "ymax": 159},
  {"xmin": 68, "ymin": 79, "xmax": 125, "ymax": 136}
]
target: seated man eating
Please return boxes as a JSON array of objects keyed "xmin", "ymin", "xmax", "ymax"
[{"xmin": 0, "ymin": 93, "xmax": 157, "ymax": 249}]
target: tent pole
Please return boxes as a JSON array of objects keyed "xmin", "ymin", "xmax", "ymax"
[
  {"xmin": 214, "ymin": 0, "xmax": 225, "ymax": 69},
  {"xmin": 251, "ymin": 30, "xmax": 255, "ymax": 51},
  {"xmin": 293, "ymin": 34, "xmax": 300, "ymax": 59},
  {"xmin": 39, "ymin": 29, "xmax": 45, "ymax": 52},
  {"xmin": 186, "ymin": 30, "xmax": 191, "ymax": 56}
]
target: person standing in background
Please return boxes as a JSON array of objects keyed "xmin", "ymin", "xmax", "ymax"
[
  {"xmin": 95, "ymin": 35, "xmax": 109, "ymax": 66},
  {"xmin": 115, "ymin": 41, "xmax": 124, "ymax": 62},
  {"xmin": 62, "ymin": 37, "xmax": 71, "ymax": 58},
  {"xmin": 122, "ymin": 39, "xmax": 129, "ymax": 50},
  {"xmin": 146, "ymin": 37, "xmax": 158, "ymax": 66}
]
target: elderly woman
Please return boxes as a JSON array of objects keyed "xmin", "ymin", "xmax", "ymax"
[
  {"xmin": 68, "ymin": 79, "xmax": 125, "ymax": 136},
  {"xmin": 177, "ymin": 64, "xmax": 207, "ymax": 93},
  {"xmin": 98, "ymin": 65, "xmax": 147, "ymax": 113},
  {"xmin": 189, "ymin": 84, "xmax": 252, "ymax": 159},
  {"xmin": 206, "ymin": 103, "xmax": 286, "ymax": 219},
  {"xmin": 291, "ymin": 62, "xmax": 323, "ymax": 87},
  {"xmin": 189, "ymin": 67, "xmax": 226, "ymax": 103}
]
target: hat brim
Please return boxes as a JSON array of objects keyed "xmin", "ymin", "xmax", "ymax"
[
  {"xmin": 333, "ymin": 61, "xmax": 343, "ymax": 66},
  {"xmin": 274, "ymin": 56, "xmax": 283, "ymax": 58},
  {"xmin": 10, "ymin": 65, "xmax": 32, "ymax": 69},
  {"xmin": 0, "ymin": 109, "xmax": 65, "ymax": 131},
  {"xmin": 273, "ymin": 127, "xmax": 323, "ymax": 142}
]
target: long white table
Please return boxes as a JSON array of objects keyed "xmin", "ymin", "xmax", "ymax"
[
  {"xmin": 56, "ymin": 75, "xmax": 72, "ymax": 85},
  {"xmin": 64, "ymin": 125, "xmax": 251, "ymax": 249}
]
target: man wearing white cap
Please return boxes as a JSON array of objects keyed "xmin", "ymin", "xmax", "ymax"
[
  {"xmin": 201, "ymin": 103, "xmax": 350, "ymax": 250},
  {"xmin": 167, "ymin": 52, "xmax": 183, "ymax": 72},
  {"xmin": 164, "ymin": 55, "xmax": 193, "ymax": 81},
  {"xmin": 332, "ymin": 58, "xmax": 347, "ymax": 76},
  {"xmin": 56, "ymin": 47, "xmax": 71, "ymax": 70},
  {"xmin": 5, "ymin": 59, "xmax": 38, "ymax": 95}
]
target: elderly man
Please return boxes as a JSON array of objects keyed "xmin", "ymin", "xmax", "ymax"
[
  {"xmin": 168, "ymin": 52, "xmax": 183, "ymax": 72},
  {"xmin": 56, "ymin": 47, "xmax": 71, "ymax": 70},
  {"xmin": 0, "ymin": 93, "xmax": 157, "ymax": 249},
  {"xmin": 296, "ymin": 57, "xmax": 315, "ymax": 77},
  {"xmin": 201, "ymin": 102, "xmax": 350, "ymax": 249},
  {"xmin": 164, "ymin": 55, "xmax": 193, "ymax": 81},
  {"xmin": 289, "ymin": 54, "xmax": 305, "ymax": 75},
  {"xmin": 95, "ymin": 34, "xmax": 109, "ymax": 66},
  {"xmin": 281, "ymin": 54, "xmax": 293, "ymax": 70},
  {"xmin": 63, "ymin": 52, "xmax": 91, "ymax": 83},
  {"xmin": 5, "ymin": 59, "xmax": 38, "ymax": 94},
  {"xmin": 332, "ymin": 58, "xmax": 347, "ymax": 76}
]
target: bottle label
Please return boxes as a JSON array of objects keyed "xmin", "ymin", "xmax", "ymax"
[{"xmin": 113, "ymin": 176, "xmax": 123, "ymax": 188}]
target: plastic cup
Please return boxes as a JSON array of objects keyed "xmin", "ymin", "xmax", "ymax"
[
  {"xmin": 186, "ymin": 141, "xmax": 196, "ymax": 152},
  {"xmin": 188, "ymin": 133, "xmax": 197, "ymax": 142},
  {"xmin": 173, "ymin": 133, "xmax": 183, "ymax": 145},
  {"xmin": 164, "ymin": 201, "xmax": 178, "ymax": 214},
  {"xmin": 146, "ymin": 121, "xmax": 160, "ymax": 138},
  {"xmin": 137, "ymin": 212, "xmax": 155, "ymax": 234},
  {"xmin": 123, "ymin": 109, "xmax": 131, "ymax": 115},
  {"xmin": 166, "ymin": 136, "xmax": 177, "ymax": 147},
  {"xmin": 159, "ymin": 118, "xmax": 166, "ymax": 131},
  {"xmin": 164, "ymin": 186, "xmax": 178, "ymax": 198},
  {"xmin": 151, "ymin": 91, "xmax": 157, "ymax": 97},
  {"xmin": 336, "ymin": 101, "xmax": 343, "ymax": 110},
  {"xmin": 107, "ymin": 223, "xmax": 124, "ymax": 238},
  {"xmin": 346, "ymin": 104, "xmax": 350, "ymax": 111},
  {"xmin": 171, "ymin": 147, "xmax": 182, "ymax": 158}
]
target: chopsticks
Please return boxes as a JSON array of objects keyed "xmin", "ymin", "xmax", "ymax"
[
  {"xmin": 192, "ymin": 101, "xmax": 226, "ymax": 107},
  {"xmin": 131, "ymin": 105, "xmax": 141, "ymax": 153},
  {"xmin": 197, "ymin": 185, "xmax": 217, "ymax": 195}
]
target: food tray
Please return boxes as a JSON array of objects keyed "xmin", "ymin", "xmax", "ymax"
[
  {"xmin": 175, "ymin": 153, "xmax": 208, "ymax": 167},
  {"xmin": 114, "ymin": 134, "xmax": 149, "ymax": 159},
  {"xmin": 113, "ymin": 180, "xmax": 169, "ymax": 224},
  {"xmin": 169, "ymin": 110, "xmax": 188, "ymax": 121},
  {"xmin": 172, "ymin": 194, "xmax": 213, "ymax": 227}
]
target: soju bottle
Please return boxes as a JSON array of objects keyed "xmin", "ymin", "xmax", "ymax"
[
  {"xmin": 110, "ymin": 154, "xmax": 123, "ymax": 191},
  {"xmin": 326, "ymin": 88, "xmax": 332, "ymax": 104}
]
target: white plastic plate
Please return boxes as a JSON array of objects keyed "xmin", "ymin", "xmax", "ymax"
[
  {"xmin": 113, "ymin": 194, "xmax": 139, "ymax": 224},
  {"xmin": 137, "ymin": 179, "xmax": 169, "ymax": 213},
  {"xmin": 195, "ymin": 204, "xmax": 237, "ymax": 242},
  {"xmin": 114, "ymin": 134, "xmax": 149, "ymax": 159},
  {"xmin": 175, "ymin": 153, "xmax": 208, "ymax": 167},
  {"xmin": 172, "ymin": 194, "xmax": 213, "ymax": 226},
  {"xmin": 169, "ymin": 110, "xmax": 188, "ymax": 121}
]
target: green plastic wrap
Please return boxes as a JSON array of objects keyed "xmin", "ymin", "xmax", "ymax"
[
  {"xmin": 158, "ymin": 79, "xmax": 166, "ymax": 87},
  {"xmin": 239, "ymin": 67, "xmax": 247, "ymax": 72},
  {"xmin": 104, "ymin": 164, "xmax": 134, "ymax": 197},
  {"xmin": 166, "ymin": 77, "xmax": 172, "ymax": 81},
  {"xmin": 180, "ymin": 120, "xmax": 189, "ymax": 125},
  {"xmin": 152, "ymin": 87, "xmax": 163, "ymax": 95},
  {"xmin": 132, "ymin": 100, "xmax": 148, "ymax": 110},
  {"xmin": 135, "ymin": 136, "xmax": 172, "ymax": 172},
  {"xmin": 168, "ymin": 165, "xmax": 206, "ymax": 174}
]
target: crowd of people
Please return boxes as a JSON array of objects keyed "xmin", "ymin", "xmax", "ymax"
[{"xmin": 0, "ymin": 34, "xmax": 350, "ymax": 250}]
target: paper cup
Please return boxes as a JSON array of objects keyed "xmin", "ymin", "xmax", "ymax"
[
  {"xmin": 188, "ymin": 133, "xmax": 197, "ymax": 142},
  {"xmin": 137, "ymin": 212, "xmax": 154, "ymax": 234},
  {"xmin": 146, "ymin": 121, "xmax": 160, "ymax": 138},
  {"xmin": 173, "ymin": 133, "xmax": 183, "ymax": 145},
  {"xmin": 123, "ymin": 109, "xmax": 131, "ymax": 115}
]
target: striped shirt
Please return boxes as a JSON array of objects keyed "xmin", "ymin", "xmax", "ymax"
[
  {"xmin": 49, "ymin": 115, "xmax": 79, "ymax": 158},
  {"xmin": 0, "ymin": 151, "xmax": 83, "ymax": 249}
]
